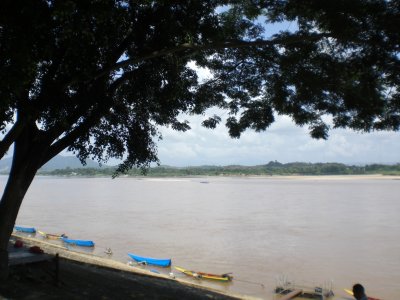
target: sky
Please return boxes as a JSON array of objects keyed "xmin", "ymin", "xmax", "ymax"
[
  {"xmin": 152, "ymin": 20, "xmax": 400, "ymax": 167},
  {"xmin": 154, "ymin": 60, "xmax": 400, "ymax": 167},
  {"xmin": 156, "ymin": 112, "xmax": 400, "ymax": 167}
]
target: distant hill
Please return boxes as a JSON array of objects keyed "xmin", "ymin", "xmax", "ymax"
[
  {"xmin": 0, "ymin": 155, "xmax": 102, "ymax": 173},
  {"xmin": 1, "ymin": 157, "xmax": 399, "ymax": 176}
]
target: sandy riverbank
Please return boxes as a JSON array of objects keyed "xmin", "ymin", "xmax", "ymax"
[
  {"xmin": 243, "ymin": 174, "xmax": 400, "ymax": 180},
  {"xmin": 0, "ymin": 235, "xmax": 258, "ymax": 300}
]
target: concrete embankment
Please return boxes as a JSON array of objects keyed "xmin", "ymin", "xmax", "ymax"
[{"xmin": 7, "ymin": 234, "xmax": 260, "ymax": 300}]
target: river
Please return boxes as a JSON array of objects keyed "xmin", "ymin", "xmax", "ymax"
[{"xmin": 2, "ymin": 175, "xmax": 399, "ymax": 299}]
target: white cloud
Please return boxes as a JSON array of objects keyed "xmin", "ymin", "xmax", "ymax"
[
  {"xmin": 168, "ymin": 64, "xmax": 396, "ymax": 166},
  {"xmin": 157, "ymin": 113, "xmax": 400, "ymax": 166},
  {"xmin": 187, "ymin": 61, "xmax": 213, "ymax": 83}
]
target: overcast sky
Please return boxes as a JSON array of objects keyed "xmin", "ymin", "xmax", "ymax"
[
  {"xmin": 156, "ymin": 112, "xmax": 400, "ymax": 167},
  {"xmin": 155, "ymin": 60, "xmax": 400, "ymax": 167}
]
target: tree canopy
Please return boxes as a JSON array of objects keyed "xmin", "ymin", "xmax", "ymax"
[
  {"xmin": 1, "ymin": 0, "xmax": 399, "ymax": 174},
  {"xmin": 0, "ymin": 0, "xmax": 399, "ymax": 276}
]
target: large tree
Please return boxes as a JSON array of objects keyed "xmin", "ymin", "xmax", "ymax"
[{"xmin": 0, "ymin": 0, "xmax": 399, "ymax": 276}]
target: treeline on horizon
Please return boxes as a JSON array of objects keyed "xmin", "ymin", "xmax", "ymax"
[{"xmin": 33, "ymin": 161, "xmax": 400, "ymax": 177}]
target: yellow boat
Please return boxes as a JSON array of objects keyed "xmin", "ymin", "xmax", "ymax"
[
  {"xmin": 38, "ymin": 230, "xmax": 67, "ymax": 240},
  {"xmin": 174, "ymin": 266, "xmax": 232, "ymax": 281}
]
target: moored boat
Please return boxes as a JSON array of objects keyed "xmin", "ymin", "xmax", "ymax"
[
  {"xmin": 128, "ymin": 253, "xmax": 171, "ymax": 267},
  {"xmin": 174, "ymin": 266, "xmax": 232, "ymax": 281},
  {"xmin": 61, "ymin": 237, "xmax": 95, "ymax": 247},
  {"xmin": 14, "ymin": 226, "xmax": 36, "ymax": 233},
  {"xmin": 38, "ymin": 230, "xmax": 67, "ymax": 240}
]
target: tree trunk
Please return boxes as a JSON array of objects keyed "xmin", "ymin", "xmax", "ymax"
[
  {"xmin": 0, "ymin": 125, "xmax": 48, "ymax": 279},
  {"xmin": 0, "ymin": 169, "xmax": 36, "ymax": 279}
]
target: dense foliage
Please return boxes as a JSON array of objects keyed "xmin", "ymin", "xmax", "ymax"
[
  {"xmin": 36, "ymin": 162, "xmax": 400, "ymax": 177},
  {"xmin": 1, "ymin": 1, "xmax": 399, "ymax": 173}
]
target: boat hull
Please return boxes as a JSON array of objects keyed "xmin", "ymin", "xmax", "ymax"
[
  {"xmin": 14, "ymin": 226, "xmax": 36, "ymax": 233},
  {"xmin": 174, "ymin": 266, "xmax": 232, "ymax": 281},
  {"xmin": 38, "ymin": 230, "xmax": 67, "ymax": 240},
  {"xmin": 62, "ymin": 238, "xmax": 94, "ymax": 247},
  {"xmin": 128, "ymin": 253, "xmax": 171, "ymax": 267}
]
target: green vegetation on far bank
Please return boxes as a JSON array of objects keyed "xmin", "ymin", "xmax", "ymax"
[{"xmin": 31, "ymin": 161, "xmax": 400, "ymax": 177}]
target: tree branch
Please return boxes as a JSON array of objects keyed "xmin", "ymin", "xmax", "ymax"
[
  {"xmin": 92, "ymin": 33, "xmax": 328, "ymax": 82},
  {"xmin": 40, "ymin": 33, "xmax": 329, "ymax": 166},
  {"xmin": 0, "ymin": 92, "xmax": 33, "ymax": 160},
  {"xmin": 107, "ymin": 29, "xmax": 134, "ymax": 67},
  {"xmin": 108, "ymin": 70, "xmax": 137, "ymax": 93},
  {"xmin": 0, "ymin": 121, "xmax": 26, "ymax": 160},
  {"xmin": 40, "ymin": 112, "xmax": 100, "ymax": 168}
]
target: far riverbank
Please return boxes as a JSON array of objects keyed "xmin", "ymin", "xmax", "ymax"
[
  {"xmin": 20, "ymin": 161, "xmax": 400, "ymax": 177},
  {"xmin": 245, "ymin": 174, "xmax": 400, "ymax": 180}
]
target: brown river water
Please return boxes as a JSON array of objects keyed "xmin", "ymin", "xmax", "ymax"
[{"xmin": 2, "ymin": 175, "xmax": 399, "ymax": 299}]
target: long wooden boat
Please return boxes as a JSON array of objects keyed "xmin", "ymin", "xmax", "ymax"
[
  {"xmin": 174, "ymin": 266, "xmax": 232, "ymax": 281},
  {"xmin": 14, "ymin": 226, "xmax": 36, "ymax": 233},
  {"xmin": 61, "ymin": 237, "xmax": 95, "ymax": 247},
  {"xmin": 38, "ymin": 230, "xmax": 67, "ymax": 240},
  {"xmin": 344, "ymin": 289, "xmax": 381, "ymax": 300},
  {"xmin": 128, "ymin": 253, "xmax": 171, "ymax": 267}
]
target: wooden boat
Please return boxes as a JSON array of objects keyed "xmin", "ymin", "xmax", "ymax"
[
  {"xmin": 174, "ymin": 266, "xmax": 232, "ymax": 281},
  {"xmin": 14, "ymin": 226, "xmax": 36, "ymax": 233},
  {"xmin": 344, "ymin": 289, "xmax": 381, "ymax": 300},
  {"xmin": 127, "ymin": 253, "xmax": 171, "ymax": 267},
  {"xmin": 61, "ymin": 237, "xmax": 95, "ymax": 247},
  {"xmin": 38, "ymin": 230, "xmax": 67, "ymax": 240}
]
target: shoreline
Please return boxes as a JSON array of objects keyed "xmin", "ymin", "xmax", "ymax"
[
  {"xmin": 244, "ymin": 174, "xmax": 400, "ymax": 180},
  {"xmin": 4, "ymin": 234, "xmax": 259, "ymax": 300},
  {"xmin": 3, "ymin": 174, "xmax": 400, "ymax": 180}
]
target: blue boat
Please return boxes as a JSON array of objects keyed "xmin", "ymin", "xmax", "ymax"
[
  {"xmin": 61, "ymin": 237, "xmax": 95, "ymax": 247},
  {"xmin": 128, "ymin": 253, "xmax": 171, "ymax": 267},
  {"xmin": 14, "ymin": 226, "xmax": 36, "ymax": 233}
]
